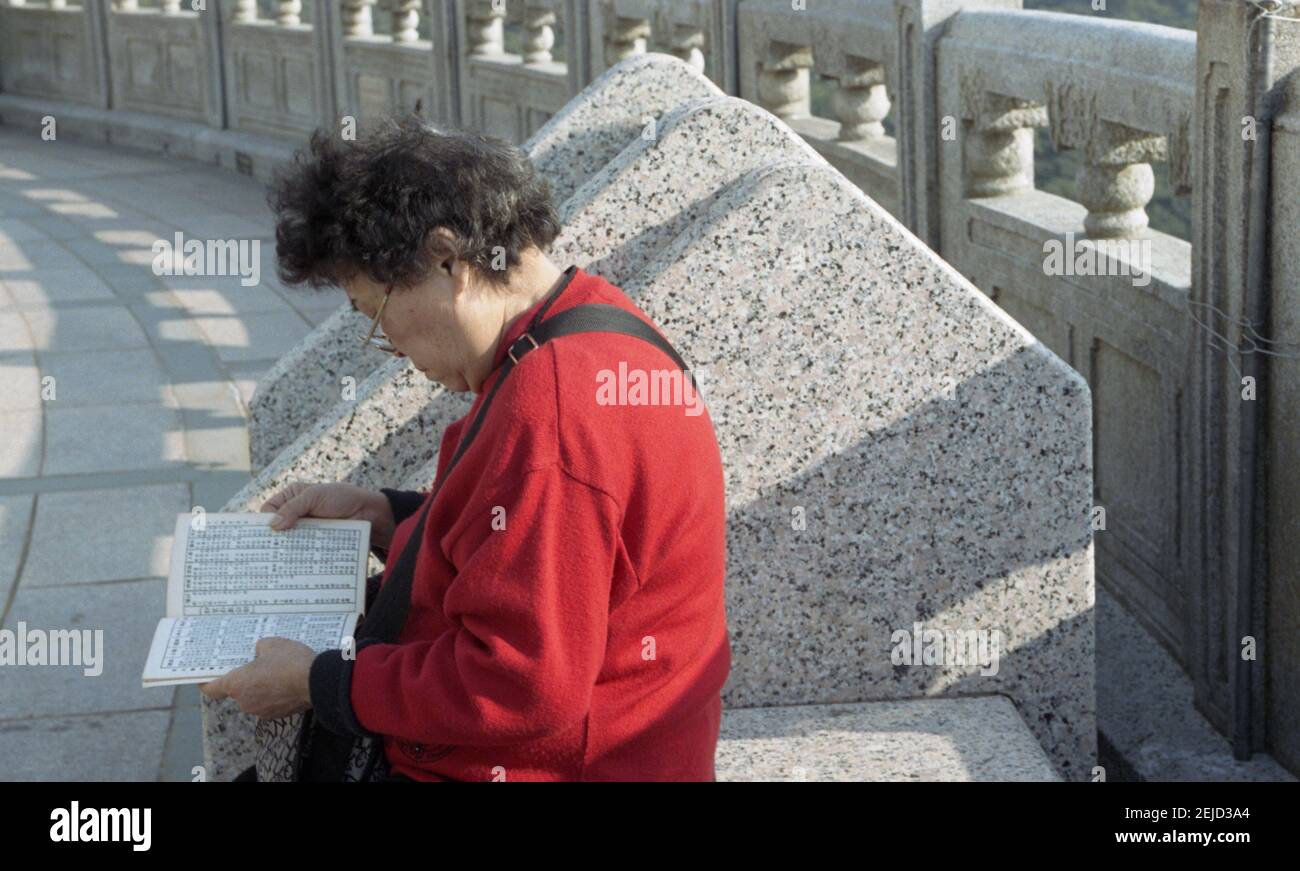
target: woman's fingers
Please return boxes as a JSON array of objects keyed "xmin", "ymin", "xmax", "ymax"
[
  {"xmin": 269, "ymin": 486, "xmax": 319, "ymax": 530},
  {"xmin": 260, "ymin": 482, "xmax": 311, "ymax": 516}
]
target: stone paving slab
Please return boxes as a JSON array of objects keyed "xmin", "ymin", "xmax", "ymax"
[
  {"xmin": 21, "ymin": 304, "xmax": 152, "ymax": 351},
  {"xmin": 0, "ymin": 710, "xmax": 173, "ymax": 782},
  {"xmin": 35, "ymin": 349, "xmax": 172, "ymax": 407},
  {"xmin": 43, "ymin": 404, "xmax": 188, "ymax": 476},
  {"xmin": 0, "ymin": 493, "xmax": 32, "ymax": 607},
  {"xmin": 0, "ymin": 578, "xmax": 172, "ymax": 721},
  {"xmin": 21, "ymin": 483, "xmax": 188, "ymax": 587},
  {"xmin": 0, "ymin": 124, "xmax": 322, "ymax": 779},
  {"xmin": 0, "ymin": 410, "xmax": 41, "ymax": 478}
]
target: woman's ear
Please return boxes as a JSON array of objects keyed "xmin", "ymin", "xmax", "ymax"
[{"xmin": 424, "ymin": 227, "xmax": 468, "ymax": 292}]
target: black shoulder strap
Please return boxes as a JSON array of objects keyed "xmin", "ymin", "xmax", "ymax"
[{"xmin": 359, "ymin": 301, "xmax": 695, "ymax": 645}]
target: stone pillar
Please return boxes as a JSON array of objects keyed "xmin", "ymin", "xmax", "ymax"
[
  {"xmin": 832, "ymin": 60, "xmax": 889, "ymax": 142},
  {"xmin": 275, "ymin": 0, "xmax": 302, "ymax": 27},
  {"xmin": 522, "ymin": 1, "xmax": 556, "ymax": 64},
  {"xmin": 604, "ymin": 15, "xmax": 650, "ymax": 67},
  {"xmin": 465, "ymin": 0, "xmax": 505, "ymax": 56},
  {"xmin": 670, "ymin": 22, "xmax": 706, "ymax": 75},
  {"xmin": 392, "ymin": 0, "xmax": 421, "ymax": 42},
  {"xmin": 961, "ymin": 91, "xmax": 1046, "ymax": 198},
  {"xmin": 1076, "ymin": 120, "xmax": 1163, "ymax": 238},
  {"xmin": 84, "ymin": 0, "xmax": 114, "ymax": 110},
  {"xmin": 1189, "ymin": 0, "xmax": 1300, "ymax": 764},
  {"xmin": 341, "ymin": 0, "xmax": 375, "ymax": 37},
  {"xmin": 893, "ymin": 0, "xmax": 1023, "ymax": 249},
  {"xmin": 755, "ymin": 40, "xmax": 812, "ymax": 122},
  {"xmin": 1266, "ymin": 55, "xmax": 1300, "ymax": 777}
]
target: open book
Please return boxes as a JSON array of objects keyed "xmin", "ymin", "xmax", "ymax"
[{"xmin": 141, "ymin": 513, "xmax": 370, "ymax": 688}]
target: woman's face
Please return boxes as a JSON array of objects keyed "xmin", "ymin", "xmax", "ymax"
[{"xmin": 344, "ymin": 255, "xmax": 501, "ymax": 394}]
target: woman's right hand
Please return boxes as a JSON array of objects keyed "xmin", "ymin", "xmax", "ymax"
[{"xmin": 261, "ymin": 482, "xmax": 396, "ymax": 550}]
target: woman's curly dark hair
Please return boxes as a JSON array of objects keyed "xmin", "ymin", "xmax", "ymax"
[{"xmin": 268, "ymin": 115, "xmax": 561, "ymax": 290}]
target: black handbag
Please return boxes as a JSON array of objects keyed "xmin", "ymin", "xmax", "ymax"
[{"xmin": 254, "ymin": 279, "xmax": 695, "ymax": 782}]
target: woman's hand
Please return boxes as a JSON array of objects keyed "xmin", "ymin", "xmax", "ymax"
[
  {"xmin": 261, "ymin": 481, "xmax": 396, "ymax": 549},
  {"xmin": 198, "ymin": 637, "xmax": 315, "ymax": 719}
]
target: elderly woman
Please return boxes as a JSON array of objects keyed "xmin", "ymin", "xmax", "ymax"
[{"xmin": 200, "ymin": 117, "xmax": 731, "ymax": 782}]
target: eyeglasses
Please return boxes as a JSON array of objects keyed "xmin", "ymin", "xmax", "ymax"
[{"xmin": 360, "ymin": 286, "xmax": 398, "ymax": 354}]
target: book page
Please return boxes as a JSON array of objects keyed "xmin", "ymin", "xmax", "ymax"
[
  {"xmin": 142, "ymin": 612, "xmax": 360, "ymax": 687},
  {"xmin": 166, "ymin": 513, "xmax": 370, "ymax": 618}
]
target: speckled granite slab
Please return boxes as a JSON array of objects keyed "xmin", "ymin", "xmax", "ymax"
[
  {"xmin": 717, "ymin": 696, "xmax": 1060, "ymax": 781},
  {"xmin": 209, "ymin": 80, "xmax": 1094, "ymax": 784},
  {"xmin": 615, "ymin": 160, "xmax": 1095, "ymax": 780},
  {"xmin": 246, "ymin": 53, "xmax": 723, "ymax": 473},
  {"xmin": 203, "ymin": 89, "xmax": 824, "ymax": 780}
]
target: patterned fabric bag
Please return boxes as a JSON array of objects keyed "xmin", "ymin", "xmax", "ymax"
[{"xmin": 254, "ymin": 710, "xmax": 389, "ymax": 782}]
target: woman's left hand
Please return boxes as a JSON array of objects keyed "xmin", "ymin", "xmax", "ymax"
[{"xmin": 199, "ymin": 637, "xmax": 316, "ymax": 719}]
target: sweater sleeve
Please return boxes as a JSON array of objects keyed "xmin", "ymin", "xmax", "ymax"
[{"xmin": 310, "ymin": 464, "xmax": 620, "ymax": 746}]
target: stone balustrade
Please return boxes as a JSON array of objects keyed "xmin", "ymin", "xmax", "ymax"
[{"xmin": 3, "ymin": 0, "xmax": 1298, "ymax": 776}]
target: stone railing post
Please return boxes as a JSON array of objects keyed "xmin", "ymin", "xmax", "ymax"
[
  {"xmin": 1189, "ymin": 0, "xmax": 1300, "ymax": 767},
  {"xmin": 276, "ymin": 0, "xmax": 303, "ymax": 27},
  {"xmin": 465, "ymin": 0, "xmax": 505, "ymax": 56},
  {"xmin": 832, "ymin": 59, "xmax": 889, "ymax": 142},
  {"xmin": 604, "ymin": 14, "xmax": 650, "ymax": 67},
  {"xmin": 893, "ymin": 0, "xmax": 1021, "ymax": 249},
  {"xmin": 755, "ymin": 40, "xmax": 812, "ymax": 122},
  {"xmin": 961, "ymin": 90, "xmax": 1046, "ymax": 198},
  {"xmin": 392, "ymin": 0, "xmax": 421, "ymax": 42},
  {"xmin": 79, "ymin": 0, "xmax": 113, "ymax": 110},
  {"xmin": 669, "ymin": 21, "xmax": 706, "ymax": 75},
  {"xmin": 341, "ymin": 0, "xmax": 376, "ymax": 36},
  {"xmin": 1076, "ymin": 120, "xmax": 1163, "ymax": 238},
  {"xmin": 522, "ymin": 0, "xmax": 556, "ymax": 63},
  {"xmin": 1264, "ymin": 30, "xmax": 1300, "ymax": 779}
]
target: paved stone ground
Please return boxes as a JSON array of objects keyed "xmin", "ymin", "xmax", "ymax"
[{"xmin": 0, "ymin": 128, "xmax": 344, "ymax": 780}]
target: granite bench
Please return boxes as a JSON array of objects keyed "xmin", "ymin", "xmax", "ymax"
[{"xmin": 206, "ymin": 52, "xmax": 1096, "ymax": 782}]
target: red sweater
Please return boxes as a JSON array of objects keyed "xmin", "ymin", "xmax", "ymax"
[{"xmin": 310, "ymin": 266, "xmax": 730, "ymax": 781}]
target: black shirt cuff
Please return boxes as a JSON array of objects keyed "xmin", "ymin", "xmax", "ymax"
[
  {"xmin": 371, "ymin": 489, "xmax": 427, "ymax": 562},
  {"xmin": 309, "ymin": 644, "xmax": 381, "ymax": 740},
  {"xmin": 382, "ymin": 488, "xmax": 426, "ymax": 527}
]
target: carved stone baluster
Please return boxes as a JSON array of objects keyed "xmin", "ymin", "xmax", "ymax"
[
  {"xmin": 393, "ymin": 0, "xmax": 422, "ymax": 42},
  {"xmin": 833, "ymin": 60, "xmax": 889, "ymax": 142},
  {"xmin": 670, "ymin": 23, "xmax": 706, "ymax": 74},
  {"xmin": 276, "ymin": 0, "xmax": 302, "ymax": 26},
  {"xmin": 963, "ymin": 92, "xmax": 1047, "ymax": 198},
  {"xmin": 522, "ymin": 1, "xmax": 556, "ymax": 64},
  {"xmin": 342, "ymin": 0, "xmax": 376, "ymax": 37},
  {"xmin": 756, "ymin": 41, "xmax": 813, "ymax": 121},
  {"xmin": 112, "ymin": 0, "xmax": 139, "ymax": 10},
  {"xmin": 231, "ymin": 0, "xmax": 257, "ymax": 22},
  {"xmin": 466, "ymin": 0, "xmax": 505, "ymax": 56},
  {"xmin": 1077, "ymin": 120, "xmax": 1163, "ymax": 238},
  {"xmin": 605, "ymin": 16, "xmax": 650, "ymax": 66},
  {"xmin": 50, "ymin": 0, "xmax": 68, "ymax": 9}
]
